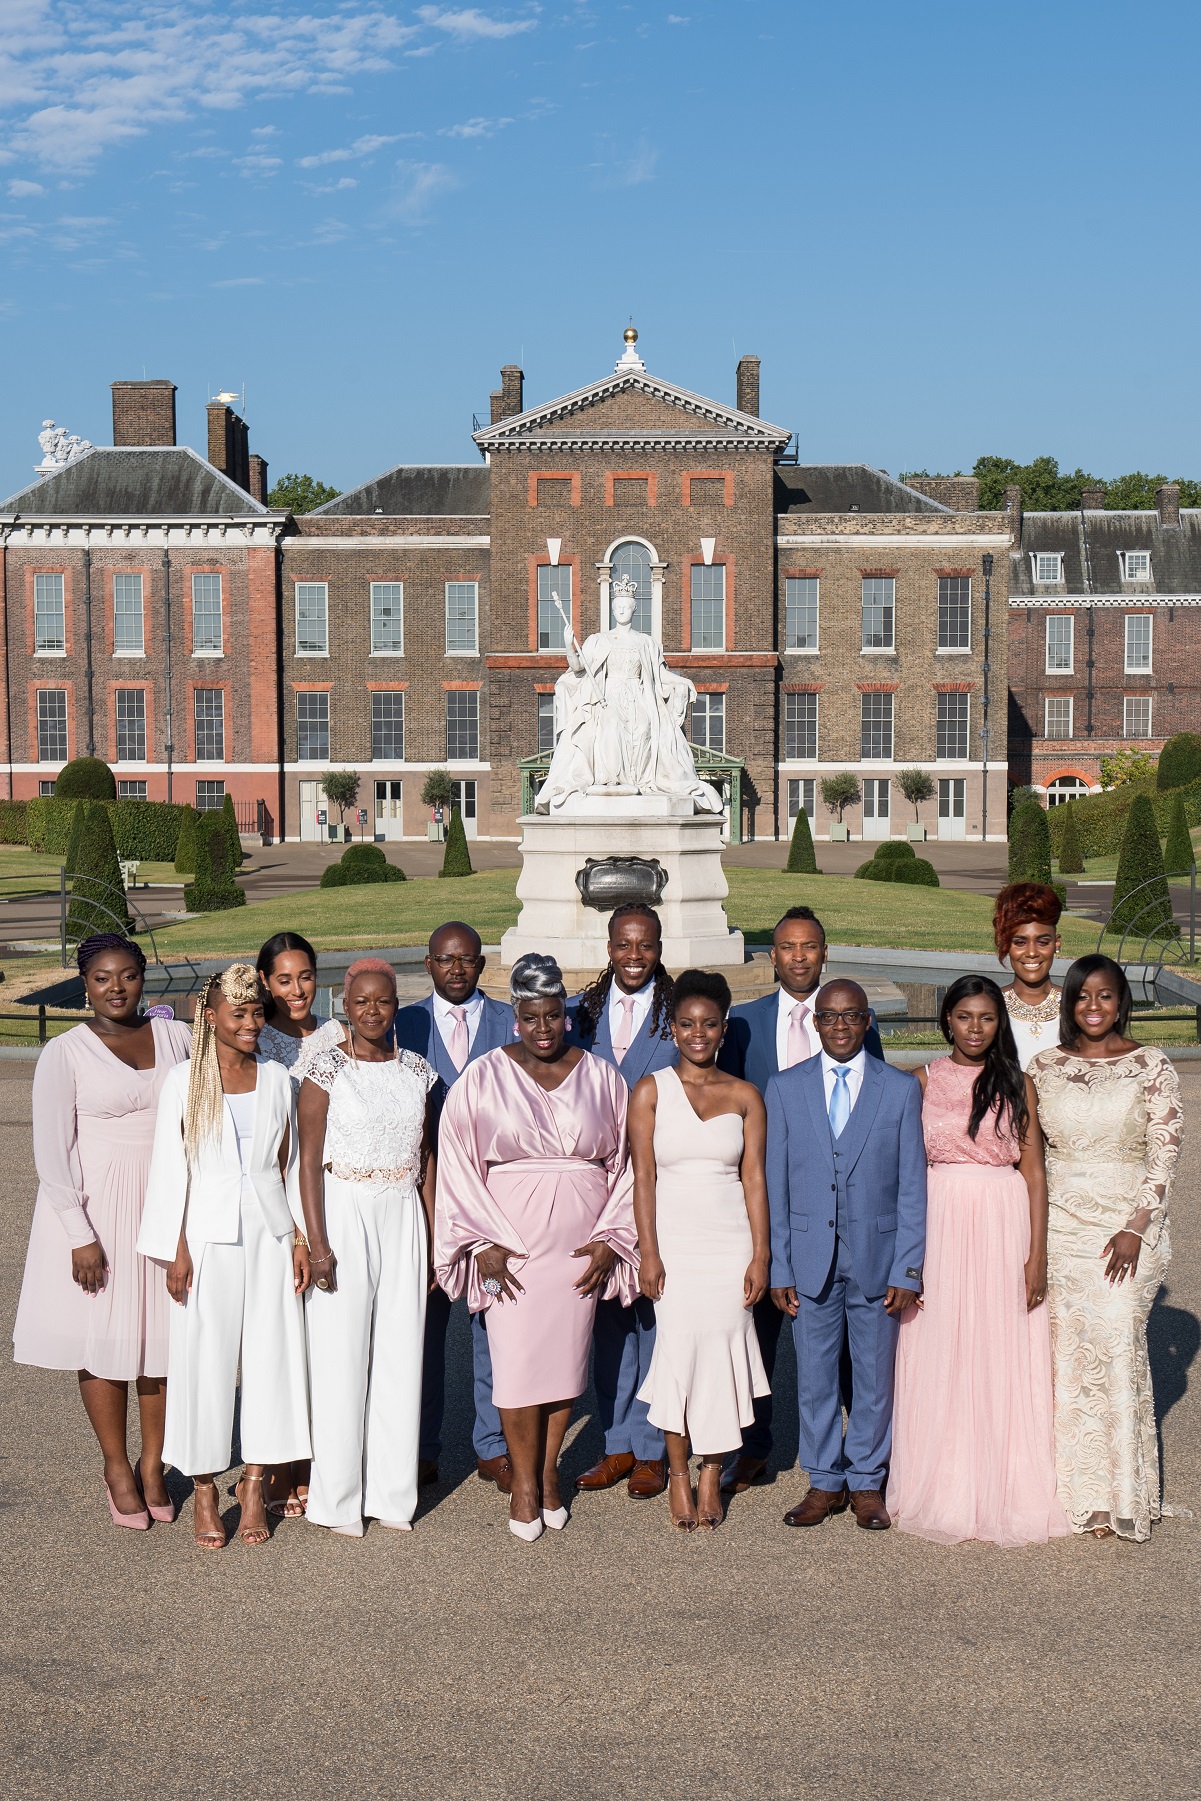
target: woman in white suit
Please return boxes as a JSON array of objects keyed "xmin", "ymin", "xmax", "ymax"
[{"xmin": 139, "ymin": 965, "xmax": 311, "ymax": 1549}]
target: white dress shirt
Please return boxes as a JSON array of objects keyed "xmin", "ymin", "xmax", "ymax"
[
  {"xmin": 432, "ymin": 986, "xmax": 484, "ymax": 1054},
  {"xmin": 607, "ymin": 977, "xmax": 654, "ymax": 1044},
  {"xmin": 820, "ymin": 1047, "xmax": 867, "ymax": 1117},
  {"xmin": 775, "ymin": 986, "xmax": 823, "ymax": 1069}
]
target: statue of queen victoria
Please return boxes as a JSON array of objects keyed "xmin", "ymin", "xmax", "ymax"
[{"xmin": 535, "ymin": 573, "xmax": 723, "ymax": 816}]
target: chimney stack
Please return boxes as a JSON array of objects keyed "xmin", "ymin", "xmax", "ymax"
[
  {"xmin": 111, "ymin": 380, "xmax": 176, "ymax": 446},
  {"xmin": 1004, "ymin": 485, "xmax": 1023, "ymax": 542},
  {"xmin": 1157, "ymin": 481, "xmax": 1181, "ymax": 528},
  {"xmin": 249, "ymin": 454, "xmax": 269, "ymax": 505},
  {"xmin": 1080, "ymin": 484, "xmax": 1106, "ymax": 510},
  {"xmin": 904, "ymin": 476, "xmax": 980, "ymax": 512},
  {"xmin": 499, "ymin": 364, "xmax": 524, "ymax": 420},
  {"xmin": 489, "ymin": 388, "xmax": 505, "ymax": 425},
  {"xmin": 736, "ymin": 355, "xmax": 760, "ymax": 418},
  {"xmin": 207, "ymin": 401, "xmax": 251, "ymax": 493}
]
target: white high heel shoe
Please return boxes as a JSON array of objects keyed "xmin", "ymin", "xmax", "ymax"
[
  {"xmin": 508, "ymin": 1514, "xmax": 544, "ymax": 1542},
  {"xmin": 540, "ymin": 1505, "xmax": 569, "ymax": 1530}
]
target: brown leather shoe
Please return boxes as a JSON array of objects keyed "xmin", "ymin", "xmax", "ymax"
[
  {"xmin": 628, "ymin": 1458, "xmax": 667, "ymax": 1499},
  {"xmin": 476, "ymin": 1455, "xmax": 514, "ymax": 1496},
  {"xmin": 783, "ymin": 1486, "xmax": 849, "ymax": 1528},
  {"xmin": 720, "ymin": 1454, "xmax": 768, "ymax": 1496},
  {"xmin": 417, "ymin": 1459, "xmax": 439, "ymax": 1487},
  {"xmin": 849, "ymin": 1488, "xmax": 891, "ymax": 1530},
  {"xmin": 574, "ymin": 1452, "xmax": 636, "ymax": 1491}
]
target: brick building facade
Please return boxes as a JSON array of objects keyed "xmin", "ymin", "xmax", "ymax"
[{"xmin": 1, "ymin": 339, "xmax": 1020, "ymax": 840}]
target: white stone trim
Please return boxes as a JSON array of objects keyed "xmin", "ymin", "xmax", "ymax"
[
  {"xmin": 777, "ymin": 532, "xmax": 1010, "ymax": 549},
  {"xmin": 1011, "ymin": 593, "xmax": 1201, "ymax": 607},
  {"xmin": 473, "ymin": 369, "xmax": 790, "ymax": 448},
  {"xmin": 282, "ymin": 535, "xmax": 490, "ymax": 550},
  {"xmin": 1, "ymin": 519, "xmax": 282, "ymax": 549}
]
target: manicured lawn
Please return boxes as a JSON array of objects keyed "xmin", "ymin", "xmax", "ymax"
[
  {"xmin": 1058, "ymin": 824, "xmax": 1201, "ymax": 886},
  {"xmin": 0, "ymin": 846, "xmax": 180, "ymax": 891},
  {"xmin": 141, "ymin": 865, "xmax": 1104, "ymax": 960}
]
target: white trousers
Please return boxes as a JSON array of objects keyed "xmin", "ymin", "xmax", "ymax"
[
  {"xmin": 305, "ymin": 1174, "xmax": 427, "ymax": 1532},
  {"xmin": 163, "ymin": 1184, "xmax": 311, "ymax": 1476}
]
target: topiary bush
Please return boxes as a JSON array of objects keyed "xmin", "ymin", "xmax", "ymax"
[
  {"xmin": 439, "ymin": 805, "xmax": 473, "ymax": 878},
  {"xmin": 1156, "ymin": 732, "xmax": 1201, "ymax": 792},
  {"xmin": 1008, "ymin": 798, "xmax": 1053, "ymax": 885},
  {"xmin": 56, "ymin": 757, "xmax": 116, "ymax": 801},
  {"xmin": 26, "ymin": 797, "xmax": 76, "ymax": 855},
  {"xmin": 184, "ymin": 812, "xmax": 246, "ymax": 912},
  {"xmin": 63, "ymin": 801, "xmax": 87, "ymax": 877},
  {"xmin": 1056, "ymin": 805, "xmax": 1085, "ymax": 875},
  {"xmin": 853, "ymin": 842, "xmax": 939, "ymax": 886},
  {"xmin": 854, "ymin": 859, "xmax": 895, "ymax": 881},
  {"xmin": 1046, "ymin": 773, "xmax": 1201, "ymax": 860},
  {"xmin": 0, "ymin": 799, "xmax": 28, "ymax": 844},
  {"xmin": 319, "ymin": 843, "xmax": 405, "ymax": 888},
  {"xmin": 1163, "ymin": 791, "xmax": 1195, "ymax": 876},
  {"xmin": 107, "ymin": 800, "xmax": 187, "ymax": 861},
  {"xmin": 220, "ymin": 791, "xmax": 245, "ymax": 869},
  {"xmin": 175, "ymin": 805, "xmax": 199, "ymax": 875},
  {"xmin": 785, "ymin": 806, "xmax": 819, "ymax": 874},
  {"xmin": 67, "ymin": 803, "xmax": 132, "ymax": 940},
  {"xmin": 874, "ymin": 841, "xmax": 916, "ymax": 863},
  {"xmin": 1110, "ymin": 793, "xmax": 1176, "ymax": 939},
  {"xmin": 892, "ymin": 857, "xmax": 939, "ymax": 886}
]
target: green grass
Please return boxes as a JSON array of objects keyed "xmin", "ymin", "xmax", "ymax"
[
  {"xmin": 884, "ymin": 1008, "xmax": 1200, "ymax": 1050},
  {"xmin": 1058, "ymin": 824, "xmax": 1201, "ymax": 885},
  {"xmin": 0, "ymin": 845, "xmax": 181, "ymax": 891}
]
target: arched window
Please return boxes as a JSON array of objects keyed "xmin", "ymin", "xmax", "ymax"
[
  {"xmin": 611, "ymin": 541, "xmax": 653, "ymax": 635},
  {"xmin": 1046, "ymin": 776, "xmax": 1090, "ymax": 806}
]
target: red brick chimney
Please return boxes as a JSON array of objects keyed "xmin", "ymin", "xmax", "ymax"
[
  {"xmin": 1157, "ymin": 481, "xmax": 1181, "ymax": 528},
  {"xmin": 249, "ymin": 454, "xmax": 269, "ymax": 505},
  {"xmin": 112, "ymin": 380, "xmax": 176, "ymax": 446},
  {"xmin": 207, "ymin": 401, "xmax": 251, "ymax": 492},
  {"xmin": 1080, "ymin": 485, "xmax": 1106, "ymax": 510},
  {"xmin": 498, "ymin": 364, "xmax": 524, "ymax": 420},
  {"xmin": 736, "ymin": 355, "xmax": 760, "ymax": 417}
]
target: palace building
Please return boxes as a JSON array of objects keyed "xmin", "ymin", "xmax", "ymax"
[{"xmin": 1, "ymin": 334, "xmax": 1019, "ymax": 841}]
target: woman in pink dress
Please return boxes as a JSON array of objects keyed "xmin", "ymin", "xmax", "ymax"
[
  {"xmin": 13, "ymin": 934, "xmax": 192, "ymax": 1528},
  {"xmin": 889, "ymin": 974, "xmax": 1067, "ymax": 1546},
  {"xmin": 435, "ymin": 953, "xmax": 638, "ymax": 1542}
]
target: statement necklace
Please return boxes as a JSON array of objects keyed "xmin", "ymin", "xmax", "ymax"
[{"xmin": 1004, "ymin": 988, "xmax": 1060, "ymax": 1025}]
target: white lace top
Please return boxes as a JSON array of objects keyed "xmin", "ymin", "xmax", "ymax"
[
  {"xmin": 258, "ymin": 1016, "xmax": 343, "ymax": 1081},
  {"xmin": 302, "ymin": 1044, "xmax": 436, "ymax": 1186}
]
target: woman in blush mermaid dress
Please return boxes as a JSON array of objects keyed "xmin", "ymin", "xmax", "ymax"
[{"xmin": 889, "ymin": 975, "xmax": 1067, "ymax": 1547}]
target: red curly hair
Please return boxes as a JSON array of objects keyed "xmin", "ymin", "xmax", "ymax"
[{"xmin": 992, "ymin": 882, "xmax": 1062, "ymax": 962}]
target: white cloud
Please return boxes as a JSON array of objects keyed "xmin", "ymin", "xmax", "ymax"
[
  {"xmin": 211, "ymin": 274, "xmax": 265, "ymax": 287},
  {"xmin": 415, "ymin": 6, "xmax": 538, "ymax": 39},
  {"xmin": 594, "ymin": 135, "xmax": 658, "ymax": 188},
  {"xmin": 387, "ymin": 158, "xmax": 457, "ymax": 223},
  {"xmin": 250, "ymin": 124, "xmax": 279, "ymax": 137},
  {"xmin": 305, "ymin": 174, "xmax": 358, "ymax": 194},
  {"xmin": 440, "ymin": 116, "xmax": 512, "ymax": 138},
  {"xmin": 237, "ymin": 152, "xmax": 283, "ymax": 179},
  {"xmin": 7, "ymin": 177, "xmax": 44, "ymax": 196},
  {"xmin": 297, "ymin": 131, "xmax": 402, "ymax": 168}
]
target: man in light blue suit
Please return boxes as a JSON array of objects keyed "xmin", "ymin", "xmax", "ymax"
[
  {"xmin": 767, "ymin": 978, "xmax": 926, "ymax": 1530},
  {"xmin": 393, "ymin": 922, "xmax": 515, "ymax": 1494},
  {"xmin": 719, "ymin": 905, "xmax": 885, "ymax": 1494},
  {"xmin": 571, "ymin": 903, "xmax": 677, "ymax": 1500}
]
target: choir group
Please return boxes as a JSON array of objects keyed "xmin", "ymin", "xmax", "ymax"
[{"xmin": 12, "ymin": 880, "xmax": 1183, "ymax": 1548}]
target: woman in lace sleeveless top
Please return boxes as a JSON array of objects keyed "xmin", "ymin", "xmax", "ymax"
[
  {"xmin": 297, "ymin": 960, "xmax": 437, "ymax": 1537},
  {"xmin": 629, "ymin": 971, "xmax": 770, "ymax": 1532},
  {"xmin": 1029, "ymin": 956, "xmax": 1182, "ymax": 1541},
  {"xmin": 890, "ymin": 975, "xmax": 1067, "ymax": 1546},
  {"xmin": 993, "ymin": 882, "xmax": 1063, "ymax": 1071}
]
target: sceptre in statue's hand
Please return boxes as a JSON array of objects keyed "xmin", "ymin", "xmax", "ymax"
[{"xmin": 553, "ymin": 591, "xmax": 605, "ymax": 706}]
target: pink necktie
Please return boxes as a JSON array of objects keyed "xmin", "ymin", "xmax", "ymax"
[
  {"xmin": 786, "ymin": 1002, "xmax": 810, "ymax": 1069},
  {"xmin": 448, "ymin": 1005, "xmax": 469, "ymax": 1072},
  {"xmin": 612, "ymin": 996, "xmax": 636, "ymax": 1063}
]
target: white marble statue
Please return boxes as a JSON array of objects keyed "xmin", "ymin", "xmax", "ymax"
[
  {"xmin": 536, "ymin": 574, "xmax": 722, "ymax": 815},
  {"xmin": 37, "ymin": 420, "xmax": 93, "ymax": 473}
]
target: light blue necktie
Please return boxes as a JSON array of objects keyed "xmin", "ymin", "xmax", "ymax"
[{"xmin": 828, "ymin": 1063, "xmax": 852, "ymax": 1138}]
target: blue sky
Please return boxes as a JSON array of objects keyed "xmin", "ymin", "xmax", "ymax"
[{"xmin": 2, "ymin": 0, "xmax": 1198, "ymax": 502}]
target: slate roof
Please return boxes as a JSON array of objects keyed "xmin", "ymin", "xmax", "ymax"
[
  {"xmin": 0, "ymin": 446, "xmax": 267, "ymax": 516},
  {"xmin": 1010, "ymin": 510, "xmax": 1201, "ymax": 597},
  {"xmin": 312, "ymin": 464, "xmax": 490, "ymax": 517},
  {"xmin": 774, "ymin": 465, "xmax": 950, "ymax": 515}
]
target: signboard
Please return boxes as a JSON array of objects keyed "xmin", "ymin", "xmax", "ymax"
[
  {"xmin": 358, "ymin": 808, "xmax": 368, "ymax": 824},
  {"xmin": 317, "ymin": 808, "xmax": 327, "ymax": 826}
]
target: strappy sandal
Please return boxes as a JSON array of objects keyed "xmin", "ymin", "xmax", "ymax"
[
  {"xmin": 234, "ymin": 1473, "xmax": 270, "ymax": 1547},
  {"xmin": 192, "ymin": 1478, "xmax": 226, "ymax": 1552},
  {"xmin": 697, "ymin": 1465, "xmax": 724, "ymax": 1531},
  {"xmin": 265, "ymin": 1467, "xmax": 306, "ymax": 1519},
  {"xmin": 668, "ymin": 1470, "xmax": 698, "ymax": 1533}
]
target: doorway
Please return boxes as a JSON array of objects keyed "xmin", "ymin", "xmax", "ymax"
[
  {"xmin": 375, "ymin": 779, "xmax": 404, "ymax": 842},
  {"xmin": 862, "ymin": 778, "xmax": 891, "ymax": 840},
  {"xmin": 938, "ymin": 778, "xmax": 966, "ymax": 839},
  {"xmin": 451, "ymin": 779, "xmax": 478, "ymax": 839},
  {"xmin": 298, "ymin": 780, "xmax": 322, "ymax": 843}
]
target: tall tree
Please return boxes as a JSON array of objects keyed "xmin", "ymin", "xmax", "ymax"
[{"xmin": 266, "ymin": 473, "xmax": 340, "ymax": 514}]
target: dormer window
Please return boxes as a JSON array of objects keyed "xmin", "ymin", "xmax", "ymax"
[
  {"xmin": 1032, "ymin": 552, "xmax": 1063, "ymax": 583},
  {"xmin": 1120, "ymin": 550, "xmax": 1152, "ymax": 582}
]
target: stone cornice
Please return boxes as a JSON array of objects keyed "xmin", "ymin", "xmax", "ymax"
[
  {"xmin": 1011, "ymin": 593, "xmax": 1201, "ymax": 607},
  {"xmin": 474, "ymin": 370, "xmax": 791, "ymax": 450},
  {"xmin": 490, "ymin": 432, "xmax": 781, "ymax": 455},
  {"xmin": 0, "ymin": 517, "xmax": 283, "ymax": 549}
]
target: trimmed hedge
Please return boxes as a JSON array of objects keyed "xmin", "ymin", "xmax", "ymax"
[
  {"xmin": 184, "ymin": 812, "xmax": 245, "ymax": 912},
  {"xmin": 320, "ymin": 843, "xmax": 406, "ymax": 888},
  {"xmin": 785, "ymin": 806, "xmax": 819, "ymax": 874},
  {"xmin": 1111, "ymin": 793, "xmax": 1176, "ymax": 939},
  {"xmin": 1008, "ymin": 798, "xmax": 1053, "ymax": 885},
  {"xmin": 854, "ymin": 843, "xmax": 939, "ymax": 887},
  {"xmin": 1046, "ymin": 775, "xmax": 1201, "ymax": 860},
  {"xmin": 56, "ymin": 757, "xmax": 116, "ymax": 801},
  {"xmin": 66, "ymin": 803, "xmax": 131, "ymax": 939},
  {"xmin": 64, "ymin": 801, "xmax": 87, "ymax": 877},
  {"xmin": 27, "ymin": 796, "xmax": 188, "ymax": 860},
  {"xmin": 221, "ymin": 792, "xmax": 245, "ymax": 870},
  {"xmin": 1163, "ymin": 792, "xmax": 1195, "ymax": 876},
  {"xmin": 439, "ymin": 806, "xmax": 474, "ymax": 878},
  {"xmin": 1157, "ymin": 732, "xmax": 1201, "ymax": 792},
  {"xmin": 1057, "ymin": 805, "xmax": 1085, "ymax": 874},
  {"xmin": 875, "ymin": 841, "xmax": 916, "ymax": 863},
  {"xmin": 0, "ymin": 800, "xmax": 28, "ymax": 844},
  {"xmin": 174, "ymin": 805, "xmax": 199, "ymax": 875}
]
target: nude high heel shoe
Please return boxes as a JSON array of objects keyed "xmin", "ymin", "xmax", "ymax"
[{"xmin": 105, "ymin": 1480, "xmax": 150, "ymax": 1531}]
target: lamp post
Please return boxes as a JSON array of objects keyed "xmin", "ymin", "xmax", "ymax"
[{"xmin": 981, "ymin": 551, "xmax": 994, "ymax": 841}]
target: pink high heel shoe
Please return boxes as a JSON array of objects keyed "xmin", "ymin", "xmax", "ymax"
[
  {"xmin": 104, "ymin": 1479, "xmax": 150, "ymax": 1531},
  {"xmin": 135, "ymin": 1460, "xmax": 176, "ymax": 1524}
]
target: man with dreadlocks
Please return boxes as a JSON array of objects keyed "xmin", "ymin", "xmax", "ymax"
[{"xmin": 571, "ymin": 903, "xmax": 677, "ymax": 1499}]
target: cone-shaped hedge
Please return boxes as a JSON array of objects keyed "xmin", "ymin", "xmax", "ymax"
[
  {"xmin": 1111, "ymin": 793, "xmax": 1177, "ymax": 938},
  {"xmin": 1056, "ymin": 805, "xmax": 1085, "ymax": 875},
  {"xmin": 1008, "ymin": 798, "xmax": 1053, "ymax": 885},
  {"xmin": 174, "ymin": 804, "xmax": 199, "ymax": 875},
  {"xmin": 220, "ymin": 792, "xmax": 245, "ymax": 869},
  {"xmin": 67, "ymin": 802, "xmax": 132, "ymax": 940},
  {"xmin": 63, "ymin": 801, "xmax": 87, "ymax": 877},
  {"xmin": 439, "ymin": 805, "xmax": 473, "ymax": 878},
  {"xmin": 184, "ymin": 811, "xmax": 246, "ymax": 912},
  {"xmin": 785, "ymin": 806, "xmax": 819, "ymax": 873},
  {"xmin": 1163, "ymin": 791, "xmax": 1195, "ymax": 877}
]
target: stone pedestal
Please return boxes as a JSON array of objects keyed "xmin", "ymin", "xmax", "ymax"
[{"xmin": 500, "ymin": 800, "xmax": 745, "ymax": 972}]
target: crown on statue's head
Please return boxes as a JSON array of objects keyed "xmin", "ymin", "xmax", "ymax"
[{"xmin": 612, "ymin": 573, "xmax": 639, "ymax": 600}]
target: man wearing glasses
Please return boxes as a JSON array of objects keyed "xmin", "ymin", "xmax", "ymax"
[
  {"xmin": 766, "ymin": 980, "xmax": 926, "ymax": 1531},
  {"xmin": 395, "ymin": 923, "xmax": 515, "ymax": 1493}
]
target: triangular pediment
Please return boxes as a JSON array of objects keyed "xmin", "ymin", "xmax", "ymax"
[{"xmin": 473, "ymin": 370, "xmax": 791, "ymax": 452}]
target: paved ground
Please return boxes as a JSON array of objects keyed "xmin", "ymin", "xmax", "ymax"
[{"xmin": 3, "ymin": 1064, "xmax": 1199, "ymax": 1800}]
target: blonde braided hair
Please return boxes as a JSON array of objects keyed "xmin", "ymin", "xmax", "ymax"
[{"xmin": 184, "ymin": 962, "xmax": 262, "ymax": 1164}]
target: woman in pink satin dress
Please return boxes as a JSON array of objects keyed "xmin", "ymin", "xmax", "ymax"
[
  {"xmin": 435, "ymin": 953, "xmax": 637, "ymax": 1542},
  {"xmin": 889, "ymin": 974, "xmax": 1068, "ymax": 1547}
]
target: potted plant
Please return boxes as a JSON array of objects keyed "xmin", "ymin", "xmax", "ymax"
[
  {"xmin": 897, "ymin": 768, "xmax": 935, "ymax": 840},
  {"xmin": 821, "ymin": 772, "xmax": 861, "ymax": 842},
  {"xmin": 320, "ymin": 771, "xmax": 360, "ymax": 843},
  {"xmin": 421, "ymin": 769, "xmax": 455, "ymax": 842}
]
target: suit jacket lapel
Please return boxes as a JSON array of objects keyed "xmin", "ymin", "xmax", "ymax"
[
  {"xmin": 590, "ymin": 1004, "xmax": 614, "ymax": 1062},
  {"xmin": 799, "ymin": 1058, "xmax": 836, "ymax": 1177},
  {"xmin": 618, "ymin": 1014, "xmax": 660, "ymax": 1089},
  {"xmin": 422, "ymin": 996, "xmax": 459, "ymax": 1087},
  {"xmin": 755, "ymin": 992, "xmax": 780, "ymax": 1077},
  {"xmin": 835, "ymin": 1054, "xmax": 884, "ymax": 1176}
]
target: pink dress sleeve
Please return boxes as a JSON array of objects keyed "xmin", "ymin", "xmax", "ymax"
[
  {"xmin": 577, "ymin": 1059, "xmax": 639, "ymax": 1306},
  {"xmin": 31, "ymin": 1033, "xmax": 94, "ymax": 1249},
  {"xmin": 433, "ymin": 1064, "xmax": 532, "ymax": 1311}
]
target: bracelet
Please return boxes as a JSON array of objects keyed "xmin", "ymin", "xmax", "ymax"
[
  {"xmin": 294, "ymin": 1231, "xmax": 309, "ymax": 1250},
  {"xmin": 310, "ymin": 1248, "xmax": 334, "ymax": 1265}
]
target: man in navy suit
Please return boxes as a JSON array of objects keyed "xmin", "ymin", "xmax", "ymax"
[
  {"xmin": 394, "ymin": 922, "xmax": 515, "ymax": 1494},
  {"xmin": 719, "ymin": 905, "xmax": 884, "ymax": 1494},
  {"xmin": 571, "ymin": 903, "xmax": 678, "ymax": 1500},
  {"xmin": 767, "ymin": 979, "xmax": 926, "ymax": 1530}
]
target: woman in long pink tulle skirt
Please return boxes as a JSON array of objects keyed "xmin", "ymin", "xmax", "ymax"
[{"xmin": 889, "ymin": 975, "xmax": 1068, "ymax": 1547}]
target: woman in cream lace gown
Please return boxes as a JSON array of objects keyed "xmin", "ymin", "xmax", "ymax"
[{"xmin": 1030, "ymin": 956, "xmax": 1182, "ymax": 1542}]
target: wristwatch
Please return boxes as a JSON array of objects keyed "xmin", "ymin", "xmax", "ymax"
[{"xmin": 482, "ymin": 1275, "xmax": 502, "ymax": 1297}]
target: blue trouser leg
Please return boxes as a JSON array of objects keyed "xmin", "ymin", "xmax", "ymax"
[
  {"xmin": 740, "ymin": 1294, "xmax": 785, "ymax": 1461},
  {"xmin": 594, "ymin": 1296, "xmax": 664, "ymax": 1461},
  {"xmin": 842, "ymin": 1262, "xmax": 899, "ymax": 1491},
  {"xmin": 470, "ymin": 1308, "xmax": 507, "ymax": 1462},
  {"xmin": 418, "ymin": 1284, "xmax": 451, "ymax": 1464},
  {"xmin": 793, "ymin": 1237, "xmax": 853, "ymax": 1491}
]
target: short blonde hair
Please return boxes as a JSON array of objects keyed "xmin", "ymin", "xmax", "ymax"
[{"xmin": 184, "ymin": 962, "xmax": 261, "ymax": 1163}]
